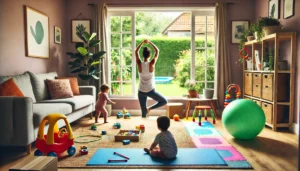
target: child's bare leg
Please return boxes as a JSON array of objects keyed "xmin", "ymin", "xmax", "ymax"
[
  {"xmin": 101, "ymin": 108, "xmax": 108, "ymax": 123},
  {"xmin": 95, "ymin": 111, "xmax": 100, "ymax": 123},
  {"xmin": 150, "ymin": 147, "xmax": 166, "ymax": 159}
]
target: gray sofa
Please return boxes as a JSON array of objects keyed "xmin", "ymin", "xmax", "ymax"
[{"xmin": 0, "ymin": 71, "xmax": 95, "ymax": 154}]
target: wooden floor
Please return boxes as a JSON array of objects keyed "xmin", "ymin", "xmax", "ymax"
[{"xmin": 0, "ymin": 116, "xmax": 298, "ymax": 171}]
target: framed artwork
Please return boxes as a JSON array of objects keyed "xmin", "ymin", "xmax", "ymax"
[
  {"xmin": 25, "ymin": 6, "xmax": 49, "ymax": 58},
  {"xmin": 269, "ymin": 0, "xmax": 280, "ymax": 19},
  {"xmin": 231, "ymin": 21, "xmax": 249, "ymax": 44},
  {"xmin": 71, "ymin": 19, "xmax": 91, "ymax": 42},
  {"xmin": 54, "ymin": 26, "xmax": 61, "ymax": 44},
  {"xmin": 284, "ymin": 0, "xmax": 295, "ymax": 19}
]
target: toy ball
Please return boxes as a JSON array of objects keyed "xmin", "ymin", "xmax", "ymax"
[
  {"xmin": 222, "ymin": 99, "xmax": 265, "ymax": 139},
  {"xmin": 113, "ymin": 122, "xmax": 121, "ymax": 129},
  {"xmin": 173, "ymin": 114, "xmax": 179, "ymax": 121},
  {"xmin": 91, "ymin": 124, "xmax": 97, "ymax": 130}
]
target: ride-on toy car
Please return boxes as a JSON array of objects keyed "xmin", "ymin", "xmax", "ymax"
[{"xmin": 34, "ymin": 113, "xmax": 76, "ymax": 157}]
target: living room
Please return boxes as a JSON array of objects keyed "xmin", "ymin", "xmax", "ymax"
[{"xmin": 0, "ymin": 0, "xmax": 299, "ymax": 170}]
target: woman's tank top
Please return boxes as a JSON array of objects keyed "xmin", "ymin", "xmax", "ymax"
[{"xmin": 138, "ymin": 61, "xmax": 155, "ymax": 93}]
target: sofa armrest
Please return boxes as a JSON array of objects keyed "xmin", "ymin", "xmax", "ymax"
[
  {"xmin": 79, "ymin": 86, "xmax": 96, "ymax": 97},
  {"xmin": 0, "ymin": 97, "xmax": 34, "ymax": 146}
]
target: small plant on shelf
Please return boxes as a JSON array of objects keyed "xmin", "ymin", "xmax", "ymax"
[{"xmin": 252, "ymin": 17, "xmax": 281, "ymax": 42}]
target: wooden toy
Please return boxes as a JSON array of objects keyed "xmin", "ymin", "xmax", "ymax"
[
  {"xmin": 122, "ymin": 140, "xmax": 130, "ymax": 145},
  {"xmin": 80, "ymin": 146, "xmax": 88, "ymax": 155},
  {"xmin": 115, "ymin": 130, "xmax": 141, "ymax": 141},
  {"xmin": 34, "ymin": 113, "xmax": 75, "ymax": 157},
  {"xmin": 114, "ymin": 151, "xmax": 130, "ymax": 159},
  {"xmin": 140, "ymin": 125, "xmax": 145, "ymax": 133},
  {"xmin": 224, "ymin": 84, "xmax": 241, "ymax": 108},
  {"xmin": 173, "ymin": 114, "xmax": 179, "ymax": 121}
]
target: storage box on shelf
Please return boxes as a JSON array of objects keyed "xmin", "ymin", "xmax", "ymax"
[{"xmin": 242, "ymin": 32, "xmax": 296, "ymax": 131}]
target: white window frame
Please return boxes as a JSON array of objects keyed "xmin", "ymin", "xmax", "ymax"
[
  {"xmin": 107, "ymin": 8, "xmax": 215, "ymax": 98},
  {"xmin": 108, "ymin": 11, "xmax": 136, "ymax": 98},
  {"xmin": 191, "ymin": 11, "xmax": 215, "ymax": 91}
]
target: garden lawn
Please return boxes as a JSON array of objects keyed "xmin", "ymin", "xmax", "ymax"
[{"xmin": 123, "ymin": 79, "xmax": 187, "ymax": 97}]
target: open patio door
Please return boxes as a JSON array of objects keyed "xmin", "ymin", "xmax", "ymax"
[{"xmin": 108, "ymin": 11, "xmax": 136, "ymax": 97}]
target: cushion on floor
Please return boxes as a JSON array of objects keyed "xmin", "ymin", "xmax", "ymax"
[
  {"xmin": 33, "ymin": 103, "xmax": 72, "ymax": 128},
  {"xmin": 41, "ymin": 95, "xmax": 94, "ymax": 111}
]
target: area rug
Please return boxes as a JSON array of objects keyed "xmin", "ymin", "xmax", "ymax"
[
  {"xmin": 57, "ymin": 116, "xmax": 251, "ymax": 169},
  {"xmin": 183, "ymin": 119, "xmax": 252, "ymax": 169}
]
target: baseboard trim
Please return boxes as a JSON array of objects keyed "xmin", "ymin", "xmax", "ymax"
[
  {"xmin": 290, "ymin": 123, "xmax": 299, "ymax": 135},
  {"xmin": 111, "ymin": 109, "xmax": 167, "ymax": 116}
]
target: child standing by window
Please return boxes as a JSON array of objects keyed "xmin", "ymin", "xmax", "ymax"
[
  {"xmin": 144, "ymin": 116, "xmax": 178, "ymax": 159},
  {"xmin": 95, "ymin": 84, "xmax": 116, "ymax": 123}
]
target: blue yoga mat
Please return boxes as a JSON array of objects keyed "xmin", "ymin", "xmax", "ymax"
[{"xmin": 87, "ymin": 148, "xmax": 227, "ymax": 166}]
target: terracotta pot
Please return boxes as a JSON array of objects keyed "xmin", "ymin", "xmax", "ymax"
[
  {"xmin": 263, "ymin": 26, "xmax": 281, "ymax": 35},
  {"xmin": 188, "ymin": 90, "xmax": 198, "ymax": 98},
  {"xmin": 247, "ymin": 36, "xmax": 255, "ymax": 41}
]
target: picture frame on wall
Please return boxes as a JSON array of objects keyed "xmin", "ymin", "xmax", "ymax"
[
  {"xmin": 284, "ymin": 0, "xmax": 295, "ymax": 19},
  {"xmin": 269, "ymin": 0, "xmax": 280, "ymax": 19},
  {"xmin": 71, "ymin": 19, "xmax": 91, "ymax": 42},
  {"xmin": 231, "ymin": 21, "xmax": 249, "ymax": 44},
  {"xmin": 54, "ymin": 26, "xmax": 61, "ymax": 44},
  {"xmin": 25, "ymin": 6, "xmax": 49, "ymax": 58}
]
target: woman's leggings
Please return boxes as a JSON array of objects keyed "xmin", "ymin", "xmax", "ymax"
[{"xmin": 138, "ymin": 89, "xmax": 168, "ymax": 117}]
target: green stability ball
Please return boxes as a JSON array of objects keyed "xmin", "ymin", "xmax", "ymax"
[{"xmin": 222, "ymin": 99, "xmax": 265, "ymax": 139}]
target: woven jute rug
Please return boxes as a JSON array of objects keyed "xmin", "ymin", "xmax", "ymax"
[{"xmin": 57, "ymin": 116, "xmax": 231, "ymax": 169}]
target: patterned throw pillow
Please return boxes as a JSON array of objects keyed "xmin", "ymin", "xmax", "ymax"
[
  {"xmin": 55, "ymin": 77, "xmax": 80, "ymax": 95},
  {"xmin": 46, "ymin": 79, "xmax": 73, "ymax": 99},
  {"xmin": 0, "ymin": 78, "xmax": 24, "ymax": 97}
]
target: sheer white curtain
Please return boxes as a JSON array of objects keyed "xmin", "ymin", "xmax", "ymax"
[
  {"xmin": 214, "ymin": 2, "xmax": 232, "ymax": 110},
  {"xmin": 98, "ymin": 3, "xmax": 109, "ymax": 85}
]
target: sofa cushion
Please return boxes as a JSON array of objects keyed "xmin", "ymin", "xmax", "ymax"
[
  {"xmin": 0, "ymin": 78, "xmax": 24, "ymax": 97},
  {"xmin": 46, "ymin": 79, "xmax": 73, "ymax": 99},
  {"xmin": 0, "ymin": 72, "xmax": 36, "ymax": 102},
  {"xmin": 28, "ymin": 71, "xmax": 58, "ymax": 102},
  {"xmin": 41, "ymin": 95, "xmax": 94, "ymax": 111},
  {"xmin": 33, "ymin": 103, "xmax": 72, "ymax": 128},
  {"xmin": 56, "ymin": 77, "xmax": 80, "ymax": 95}
]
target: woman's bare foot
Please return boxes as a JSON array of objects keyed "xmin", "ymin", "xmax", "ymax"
[
  {"xmin": 144, "ymin": 148, "xmax": 150, "ymax": 154},
  {"xmin": 146, "ymin": 108, "xmax": 150, "ymax": 117}
]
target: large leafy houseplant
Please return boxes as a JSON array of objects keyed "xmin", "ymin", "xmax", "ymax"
[
  {"xmin": 252, "ymin": 17, "xmax": 281, "ymax": 42},
  {"xmin": 66, "ymin": 24, "xmax": 105, "ymax": 80}
]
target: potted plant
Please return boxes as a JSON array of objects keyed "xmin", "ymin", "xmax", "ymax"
[
  {"xmin": 66, "ymin": 24, "xmax": 105, "ymax": 82},
  {"xmin": 245, "ymin": 28, "xmax": 255, "ymax": 41},
  {"xmin": 185, "ymin": 80, "xmax": 198, "ymax": 98},
  {"xmin": 261, "ymin": 17, "xmax": 281, "ymax": 35},
  {"xmin": 251, "ymin": 22, "xmax": 264, "ymax": 41}
]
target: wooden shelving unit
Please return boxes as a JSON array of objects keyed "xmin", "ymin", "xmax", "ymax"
[{"xmin": 243, "ymin": 32, "xmax": 296, "ymax": 131}]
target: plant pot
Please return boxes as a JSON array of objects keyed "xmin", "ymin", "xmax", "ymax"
[
  {"xmin": 263, "ymin": 26, "xmax": 281, "ymax": 35},
  {"xmin": 246, "ymin": 60, "xmax": 253, "ymax": 70},
  {"xmin": 247, "ymin": 36, "xmax": 255, "ymax": 41},
  {"xmin": 188, "ymin": 90, "xmax": 198, "ymax": 98},
  {"xmin": 203, "ymin": 89, "xmax": 214, "ymax": 99}
]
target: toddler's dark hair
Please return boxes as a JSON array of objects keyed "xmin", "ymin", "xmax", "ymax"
[
  {"xmin": 100, "ymin": 84, "xmax": 110, "ymax": 92},
  {"xmin": 143, "ymin": 47, "xmax": 151, "ymax": 58},
  {"xmin": 157, "ymin": 116, "xmax": 170, "ymax": 131}
]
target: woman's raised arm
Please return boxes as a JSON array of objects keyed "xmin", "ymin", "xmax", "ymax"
[
  {"xmin": 148, "ymin": 41, "xmax": 159, "ymax": 64},
  {"xmin": 135, "ymin": 41, "xmax": 144, "ymax": 64}
]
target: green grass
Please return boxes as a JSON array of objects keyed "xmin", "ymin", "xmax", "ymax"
[{"xmin": 123, "ymin": 79, "xmax": 187, "ymax": 97}]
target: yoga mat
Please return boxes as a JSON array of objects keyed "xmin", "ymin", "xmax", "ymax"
[{"xmin": 87, "ymin": 148, "xmax": 227, "ymax": 166}]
